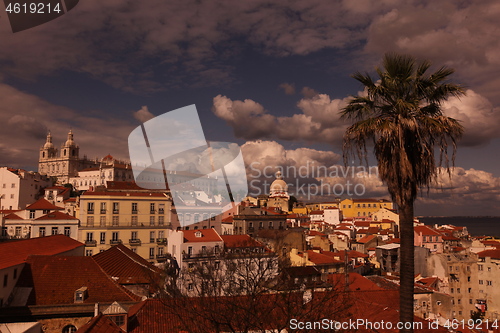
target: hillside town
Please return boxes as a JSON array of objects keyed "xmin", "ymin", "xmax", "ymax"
[{"xmin": 1, "ymin": 131, "xmax": 499, "ymax": 333}]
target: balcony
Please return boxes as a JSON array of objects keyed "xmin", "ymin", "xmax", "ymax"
[
  {"xmin": 156, "ymin": 254, "xmax": 168, "ymax": 261},
  {"xmin": 85, "ymin": 240, "xmax": 97, "ymax": 247},
  {"xmin": 88, "ymin": 210, "xmax": 94, "ymax": 214},
  {"xmin": 129, "ymin": 239, "xmax": 141, "ymax": 246},
  {"xmin": 132, "ymin": 210, "xmax": 138, "ymax": 214},
  {"xmin": 158, "ymin": 209, "xmax": 165, "ymax": 214},
  {"xmin": 100, "ymin": 210, "xmax": 107, "ymax": 214},
  {"xmin": 150, "ymin": 210, "xmax": 156, "ymax": 214},
  {"xmin": 110, "ymin": 239, "xmax": 122, "ymax": 245},
  {"xmin": 156, "ymin": 238, "xmax": 167, "ymax": 245},
  {"xmin": 113, "ymin": 210, "xmax": 119, "ymax": 214}
]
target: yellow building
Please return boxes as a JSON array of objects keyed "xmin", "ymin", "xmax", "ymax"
[
  {"xmin": 340, "ymin": 198, "xmax": 394, "ymax": 218},
  {"xmin": 77, "ymin": 189, "xmax": 172, "ymax": 262}
]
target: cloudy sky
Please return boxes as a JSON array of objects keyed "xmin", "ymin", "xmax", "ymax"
[{"xmin": 0, "ymin": 0, "xmax": 499, "ymax": 216}]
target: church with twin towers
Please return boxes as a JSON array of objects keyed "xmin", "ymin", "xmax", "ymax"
[{"xmin": 38, "ymin": 130, "xmax": 121, "ymax": 184}]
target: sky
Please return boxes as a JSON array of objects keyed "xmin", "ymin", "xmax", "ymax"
[{"xmin": 0, "ymin": 0, "xmax": 499, "ymax": 216}]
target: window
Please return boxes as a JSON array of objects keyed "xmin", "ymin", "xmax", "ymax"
[
  {"xmin": 112, "ymin": 216, "xmax": 119, "ymax": 226},
  {"xmin": 479, "ymin": 280, "xmax": 484, "ymax": 285},
  {"xmin": 215, "ymin": 261, "xmax": 220, "ymax": 269},
  {"xmin": 100, "ymin": 232, "xmax": 106, "ymax": 244},
  {"xmin": 100, "ymin": 202, "xmax": 106, "ymax": 214},
  {"xmin": 150, "ymin": 231, "xmax": 155, "ymax": 243},
  {"xmin": 3, "ymin": 274, "xmax": 8, "ymax": 287},
  {"xmin": 150, "ymin": 203, "xmax": 155, "ymax": 213},
  {"xmin": 158, "ymin": 231, "xmax": 164, "ymax": 238},
  {"xmin": 457, "ymin": 288, "xmax": 460, "ymax": 293},
  {"xmin": 458, "ymin": 298, "xmax": 461, "ymax": 304},
  {"xmin": 11, "ymin": 183, "xmax": 15, "ymax": 188},
  {"xmin": 29, "ymin": 210, "xmax": 35, "ymax": 219},
  {"xmin": 150, "ymin": 216, "xmax": 155, "ymax": 226},
  {"xmin": 112, "ymin": 232, "xmax": 119, "ymax": 241},
  {"xmin": 132, "ymin": 202, "xmax": 138, "ymax": 213},
  {"xmin": 188, "ymin": 283, "xmax": 193, "ymax": 291},
  {"xmin": 87, "ymin": 202, "xmax": 94, "ymax": 214},
  {"xmin": 51, "ymin": 227, "xmax": 58, "ymax": 235},
  {"xmin": 158, "ymin": 247, "xmax": 164, "ymax": 256},
  {"xmin": 159, "ymin": 204, "xmax": 165, "ymax": 214},
  {"xmin": 86, "ymin": 216, "xmax": 94, "ymax": 227},
  {"xmin": 131, "ymin": 231, "xmax": 138, "ymax": 240},
  {"xmin": 131, "ymin": 216, "xmax": 138, "ymax": 226},
  {"xmin": 451, "ymin": 288, "xmax": 454, "ymax": 293},
  {"xmin": 149, "ymin": 248, "xmax": 155, "ymax": 259},
  {"xmin": 487, "ymin": 280, "xmax": 492, "ymax": 286},
  {"xmin": 158, "ymin": 216, "xmax": 164, "ymax": 226},
  {"xmin": 13, "ymin": 269, "xmax": 17, "ymax": 279},
  {"xmin": 109, "ymin": 315, "xmax": 125, "ymax": 327},
  {"xmin": 39, "ymin": 227, "xmax": 46, "ymax": 237},
  {"xmin": 64, "ymin": 227, "xmax": 71, "ymax": 237},
  {"xmin": 469, "ymin": 299, "xmax": 473, "ymax": 304},
  {"xmin": 188, "ymin": 246, "xmax": 193, "ymax": 255},
  {"xmin": 468, "ymin": 276, "xmax": 471, "ymax": 282},
  {"xmin": 113, "ymin": 202, "xmax": 119, "ymax": 214},
  {"xmin": 85, "ymin": 250, "xmax": 93, "ymax": 256},
  {"xmin": 86, "ymin": 232, "xmax": 94, "ymax": 241},
  {"xmin": 202, "ymin": 246, "xmax": 207, "ymax": 254},
  {"xmin": 478, "ymin": 264, "xmax": 483, "ymax": 271},
  {"xmin": 488, "ymin": 267, "xmax": 492, "ymax": 272},
  {"xmin": 62, "ymin": 325, "xmax": 77, "ymax": 333},
  {"xmin": 100, "ymin": 216, "xmax": 106, "ymax": 226}
]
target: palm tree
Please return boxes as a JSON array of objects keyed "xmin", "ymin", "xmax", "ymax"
[{"xmin": 341, "ymin": 53, "xmax": 464, "ymax": 332}]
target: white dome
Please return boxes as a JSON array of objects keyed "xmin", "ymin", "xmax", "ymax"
[{"xmin": 269, "ymin": 171, "xmax": 288, "ymax": 196}]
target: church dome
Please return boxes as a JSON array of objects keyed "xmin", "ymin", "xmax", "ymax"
[
  {"xmin": 63, "ymin": 129, "xmax": 77, "ymax": 147},
  {"xmin": 43, "ymin": 132, "xmax": 54, "ymax": 149},
  {"xmin": 269, "ymin": 171, "xmax": 288, "ymax": 196}
]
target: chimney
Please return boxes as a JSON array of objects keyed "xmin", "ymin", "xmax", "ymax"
[{"xmin": 94, "ymin": 303, "xmax": 99, "ymax": 316}]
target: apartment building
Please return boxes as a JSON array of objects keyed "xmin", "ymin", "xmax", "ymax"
[
  {"xmin": 77, "ymin": 189, "xmax": 172, "ymax": 261},
  {"xmin": 340, "ymin": 198, "xmax": 394, "ymax": 218},
  {"xmin": 0, "ymin": 167, "xmax": 51, "ymax": 210}
]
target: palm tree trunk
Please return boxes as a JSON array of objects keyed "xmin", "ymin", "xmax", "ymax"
[{"xmin": 399, "ymin": 203, "xmax": 414, "ymax": 333}]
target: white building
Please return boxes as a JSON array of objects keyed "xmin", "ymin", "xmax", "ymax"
[
  {"xmin": 0, "ymin": 167, "xmax": 52, "ymax": 210},
  {"xmin": 69, "ymin": 155, "xmax": 134, "ymax": 191},
  {"xmin": 2, "ymin": 198, "xmax": 79, "ymax": 240},
  {"xmin": 324, "ymin": 207, "xmax": 341, "ymax": 225}
]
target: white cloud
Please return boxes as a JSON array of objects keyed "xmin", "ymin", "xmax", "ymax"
[
  {"xmin": 133, "ymin": 106, "xmax": 155, "ymax": 123},
  {"xmin": 212, "ymin": 94, "xmax": 349, "ymax": 145}
]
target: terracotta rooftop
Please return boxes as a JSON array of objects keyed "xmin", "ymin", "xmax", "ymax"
[
  {"xmin": 328, "ymin": 272, "xmax": 383, "ymax": 291},
  {"xmin": 477, "ymin": 249, "xmax": 500, "ymax": 260},
  {"xmin": 25, "ymin": 198, "xmax": 64, "ymax": 211},
  {"xmin": 3, "ymin": 212, "xmax": 23, "ymax": 220},
  {"xmin": 300, "ymin": 250, "xmax": 344, "ymax": 265},
  {"xmin": 93, "ymin": 244, "xmax": 161, "ymax": 285},
  {"xmin": 76, "ymin": 314, "xmax": 125, "ymax": 333},
  {"xmin": 221, "ymin": 235, "xmax": 264, "ymax": 248},
  {"xmin": 357, "ymin": 234, "xmax": 377, "ymax": 244},
  {"xmin": 15, "ymin": 255, "xmax": 140, "ymax": 305},
  {"xmin": 35, "ymin": 211, "xmax": 78, "ymax": 220},
  {"xmin": 183, "ymin": 229, "xmax": 223, "ymax": 243},
  {"xmin": 0, "ymin": 235, "xmax": 84, "ymax": 270},
  {"xmin": 414, "ymin": 225, "xmax": 441, "ymax": 236}
]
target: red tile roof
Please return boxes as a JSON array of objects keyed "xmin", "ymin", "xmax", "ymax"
[
  {"xmin": 0, "ymin": 235, "xmax": 84, "ymax": 270},
  {"xmin": 328, "ymin": 272, "xmax": 383, "ymax": 291},
  {"xmin": 357, "ymin": 234, "xmax": 377, "ymax": 244},
  {"xmin": 183, "ymin": 229, "xmax": 223, "ymax": 243},
  {"xmin": 25, "ymin": 198, "xmax": 64, "ymax": 210},
  {"xmin": 309, "ymin": 210, "xmax": 324, "ymax": 215},
  {"xmin": 414, "ymin": 225, "xmax": 441, "ymax": 236},
  {"xmin": 331, "ymin": 250, "xmax": 368, "ymax": 259},
  {"xmin": 16, "ymin": 255, "xmax": 140, "ymax": 305},
  {"xmin": 76, "ymin": 314, "xmax": 125, "ymax": 333},
  {"xmin": 35, "ymin": 211, "xmax": 78, "ymax": 220},
  {"xmin": 3, "ymin": 212, "xmax": 23, "ymax": 220},
  {"xmin": 477, "ymin": 249, "xmax": 500, "ymax": 259},
  {"xmin": 221, "ymin": 235, "xmax": 264, "ymax": 248},
  {"xmin": 93, "ymin": 244, "xmax": 162, "ymax": 285},
  {"xmin": 301, "ymin": 250, "xmax": 344, "ymax": 265}
]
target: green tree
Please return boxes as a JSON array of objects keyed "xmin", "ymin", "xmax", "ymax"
[{"xmin": 341, "ymin": 53, "xmax": 464, "ymax": 332}]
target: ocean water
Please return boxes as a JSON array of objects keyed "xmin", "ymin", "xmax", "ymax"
[{"xmin": 419, "ymin": 216, "xmax": 500, "ymax": 238}]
